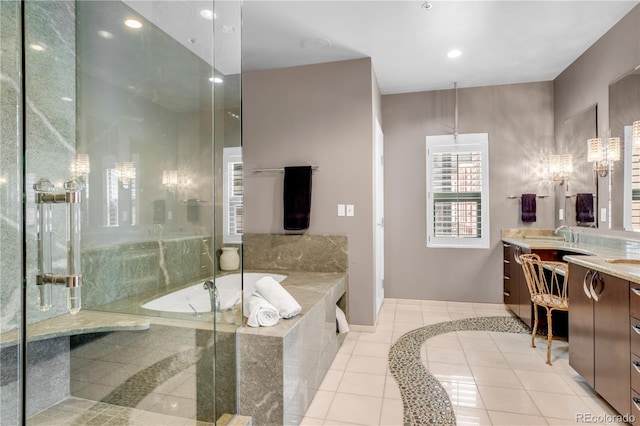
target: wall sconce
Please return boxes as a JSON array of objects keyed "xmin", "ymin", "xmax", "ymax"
[
  {"xmin": 587, "ymin": 136, "xmax": 620, "ymax": 177},
  {"xmin": 162, "ymin": 170, "xmax": 178, "ymax": 192},
  {"xmin": 549, "ymin": 154, "xmax": 572, "ymax": 185},
  {"xmin": 116, "ymin": 162, "xmax": 135, "ymax": 189},
  {"xmin": 71, "ymin": 154, "xmax": 90, "ymax": 179},
  {"xmin": 633, "ymin": 121, "xmax": 640, "ymax": 148}
]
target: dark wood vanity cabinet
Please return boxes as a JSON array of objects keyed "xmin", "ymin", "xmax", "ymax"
[
  {"xmin": 503, "ymin": 243, "xmax": 518, "ymax": 316},
  {"xmin": 568, "ymin": 263, "xmax": 631, "ymax": 419}
]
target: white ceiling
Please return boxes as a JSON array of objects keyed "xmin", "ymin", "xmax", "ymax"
[
  {"xmin": 241, "ymin": 1, "xmax": 639, "ymax": 94},
  {"xmin": 121, "ymin": 1, "xmax": 638, "ymax": 95}
]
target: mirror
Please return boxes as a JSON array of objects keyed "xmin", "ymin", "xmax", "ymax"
[
  {"xmin": 554, "ymin": 105, "xmax": 598, "ymax": 228},
  {"xmin": 609, "ymin": 66, "xmax": 640, "ymax": 232}
]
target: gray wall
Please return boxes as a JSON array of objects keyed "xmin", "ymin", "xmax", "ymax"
[
  {"xmin": 382, "ymin": 82, "xmax": 555, "ymax": 302},
  {"xmin": 242, "ymin": 58, "xmax": 378, "ymax": 325},
  {"xmin": 553, "ymin": 4, "xmax": 640, "ymax": 232}
]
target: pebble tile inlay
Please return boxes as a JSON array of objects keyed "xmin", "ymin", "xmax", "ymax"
[{"xmin": 388, "ymin": 316, "xmax": 529, "ymax": 425}]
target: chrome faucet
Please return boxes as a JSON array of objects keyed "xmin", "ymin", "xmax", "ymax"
[
  {"xmin": 554, "ymin": 225, "xmax": 575, "ymax": 243},
  {"xmin": 203, "ymin": 280, "xmax": 220, "ymax": 313}
]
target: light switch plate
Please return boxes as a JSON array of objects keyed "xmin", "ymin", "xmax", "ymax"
[
  {"xmin": 337, "ymin": 204, "xmax": 345, "ymax": 217},
  {"xmin": 346, "ymin": 204, "xmax": 354, "ymax": 217},
  {"xmin": 600, "ymin": 207, "xmax": 607, "ymax": 222},
  {"xmin": 559, "ymin": 208, "xmax": 564, "ymax": 221}
]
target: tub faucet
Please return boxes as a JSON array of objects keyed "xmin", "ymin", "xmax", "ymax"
[
  {"xmin": 554, "ymin": 225, "xmax": 575, "ymax": 243},
  {"xmin": 203, "ymin": 280, "xmax": 220, "ymax": 313}
]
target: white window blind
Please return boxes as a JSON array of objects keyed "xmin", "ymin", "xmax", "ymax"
[
  {"xmin": 223, "ymin": 147, "xmax": 243, "ymax": 243},
  {"xmin": 426, "ymin": 133, "xmax": 490, "ymax": 249},
  {"xmin": 624, "ymin": 124, "xmax": 640, "ymax": 231}
]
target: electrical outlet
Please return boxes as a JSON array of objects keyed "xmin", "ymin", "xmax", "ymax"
[{"xmin": 337, "ymin": 204, "xmax": 345, "ymax": 216}]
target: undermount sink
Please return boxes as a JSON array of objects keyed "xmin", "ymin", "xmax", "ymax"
[{"xmin": 605, "ymin": 258, "xmax": 640, "ymax": 265}]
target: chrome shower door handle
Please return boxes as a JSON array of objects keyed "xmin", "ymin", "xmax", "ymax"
[{"xmin": 34, "ymin": 178, "xmax": 83, "ymax": 314}]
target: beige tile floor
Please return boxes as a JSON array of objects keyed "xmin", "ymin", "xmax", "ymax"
[{"xmin": 302, "ymin": 298, "xmax": 628, "ymax": 426}]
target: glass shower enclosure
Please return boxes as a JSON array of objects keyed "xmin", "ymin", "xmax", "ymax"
[{"xmin": 0, "ymin": 0, "xmax": 242, "ymax": 424}]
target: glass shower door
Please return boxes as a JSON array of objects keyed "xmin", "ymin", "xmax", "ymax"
[{"xmin": 14, "ymin": 1, "xmax": 241, "ymax": 424}]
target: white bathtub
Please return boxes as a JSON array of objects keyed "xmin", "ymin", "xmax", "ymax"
[{"xmin": 141, "ymin": 273, "xmax": 287, "ymax": 314}]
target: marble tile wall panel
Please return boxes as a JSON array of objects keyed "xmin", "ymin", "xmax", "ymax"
[
  {"xmin": 237, "ymin": 335, "xmax": 284, "ymax": 424},
  {"xmin": 243, "ymin": 234, "xmax": 348, "ymax": 273},
  {"xmin": 0, "ymin": 0, "xmax": 22, "ymax": 338},
  {"xmin": 23, "ymin": 0, "xmax": 77, "ymax": 326},
  {"xmin": 82, "ymin": 236, "xmax": 212, "ymax": 308}
]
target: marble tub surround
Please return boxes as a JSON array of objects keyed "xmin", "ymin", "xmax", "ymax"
[
  {"xmin": 237, "ymin": 271, "xmax": 347, "ymax": 425},
  {"xmin": 82, "ymin": 235, "xmax": 213, "ymax": 309},
  {"xmin": 243, "ymin": 233, "xmax": 348, "ymax": 273}
]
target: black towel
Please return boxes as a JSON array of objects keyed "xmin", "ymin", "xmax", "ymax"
[
  {"xmin": 283, "ymin": 166, "xmax": 312, "ymax": 231},
  {"xmin": 521, "ymin": 194, "xmax": 537, "ymax": 223},
  {"xmin": 576, "ymin": 193, "xmax": 594, "ymax": 223}
]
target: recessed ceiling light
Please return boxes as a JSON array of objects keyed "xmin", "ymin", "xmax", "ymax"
[
  {"xmin": 124, "ymin": 19, "xmax": 142, "ymax": 29},
  {"xmin": 209, "ymin": 77, "xmax": 223, "ymax": 83},
  {"xmin": 29, "ymin": 43, "xmax": 45, "ymax": 52},
  {"xmin": 422, "ymin": 2, "xmax": 433, "ymax": 10},
  {"xmin": 301, "ymin": 38, "xmax": 331, "ymax": 50},
  {"xmin": 97, "ymin": 30, "xmax": 113, "ymax": 39},
  {"xmin": 447, "ymin": 49, "xmax": 462, "ymax": 59},
  {"xmin": 220, "ymin": 25, "xmax": 235, "ymax": 34},
  {"xmin": 61, "ymin": 97, "xmax": 73, "ymax": 102},
  {"xmin": 200, "ymin": 9, "xmax": 215, "ymax": 20}
]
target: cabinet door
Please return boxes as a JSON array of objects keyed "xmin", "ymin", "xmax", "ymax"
[
  {"xmin": 515, "ymin": 246, "xmax": 532, "ymax": 327},
  {"xmin": 593, "ymin": 271, "xmax": 630, "ymax": 416},
  {"xmin": 568, "ymin": 263, "xmax": 595, "ymax": 386},
  {"xmin": 504, "ymin": 244, "xmax": 519, "ymax": 316}
]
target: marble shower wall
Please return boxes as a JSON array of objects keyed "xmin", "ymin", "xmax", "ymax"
[
  {"xmin": 243, "ymin": 233, "xmax": 348, "ymax": 272},
  {"xmin": 0, "ymin": 0, "xmax": 77, "ymax": 331},
  {"xmin": 0, "ymin": 0, "xmax": 22, "ymax": 337}
]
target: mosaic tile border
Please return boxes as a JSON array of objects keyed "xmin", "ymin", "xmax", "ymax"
[{"xmin": 388, "ymin": 316, "xmax": 530, "ymax": 425}]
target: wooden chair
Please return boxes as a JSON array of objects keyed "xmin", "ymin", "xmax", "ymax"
[{"xmin": 518, "ymin": 253, "xmax": 569, "ymax": 365}]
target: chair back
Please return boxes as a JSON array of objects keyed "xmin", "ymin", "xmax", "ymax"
[{"xmin": 518, "ymin": 253, "xmax": 568, "ymax": 304}]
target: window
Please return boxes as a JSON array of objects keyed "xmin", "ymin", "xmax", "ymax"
[
  {"xmin": 624, "ymin": 124, "xmax": 640, "ymax": 231},
  {"xmin": 223, "ymin": 147, "xmax": 243, "ymax": 243},
  {"xmin": 426, "ymin": 133, "xmax": 489, "ymax": 248}
]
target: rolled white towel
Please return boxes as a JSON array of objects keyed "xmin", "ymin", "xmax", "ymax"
[
  {"xmin": 336, "ymin": 306, "xmax": 349, "ymax": 333},
  {"xmin": 246, "ymin": 293, "xmax": 280, "ymax": 327},
  {"xmin": 255, "ymin": 276, "xmax": 302, "ymax": 319}
]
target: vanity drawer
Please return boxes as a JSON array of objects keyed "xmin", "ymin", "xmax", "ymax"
[
  {"xmin": 633, "ymin": 353, "xmax": 640, "ymax": 393},
  {"xmin": 632, "ymin": 316, "xmax": 640, "ymax": 357},
  {"xmin": 631, "ymin": 284, "xmax": 640, "ymax": 319},
  {"xmin": 632, "ymin": 389, "xmax": 640, "ymax": 426}
]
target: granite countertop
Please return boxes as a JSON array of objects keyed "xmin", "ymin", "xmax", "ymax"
[
  {"xmin": 0, "ymin": 270, "xmax": 347, "ymax": 348},
  {"xmin": 501, "ymin": 229, "xmax": 640, "ymax": 284}
]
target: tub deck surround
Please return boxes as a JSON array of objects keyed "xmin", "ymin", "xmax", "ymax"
[
  {"xmin": 501, "ymin": 228, "xmax": 640, "ymax": 284},
  {"xmin": 237, "ymin": 271, "xmax": 347, "ymax": 426}
]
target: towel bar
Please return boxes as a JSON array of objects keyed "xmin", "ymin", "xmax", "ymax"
[{"xmin": 253, "ymin": 166, "xmax": 319, "ymax": 172}]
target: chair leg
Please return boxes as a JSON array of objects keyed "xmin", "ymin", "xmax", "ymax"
[
  {"xmin": 531, "ymin": 303, "xmax": 538, "ymax": 348},
  {"xmin": 546, "ymin": 308, "xmax": 553, "ymax": 365}
]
